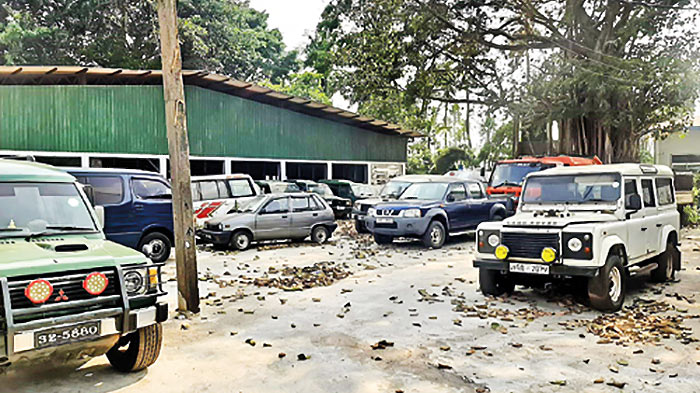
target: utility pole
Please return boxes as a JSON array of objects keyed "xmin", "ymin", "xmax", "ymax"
[{"xmin": 156, "ymin": 0, "xmax": 200, "ymax": 313}]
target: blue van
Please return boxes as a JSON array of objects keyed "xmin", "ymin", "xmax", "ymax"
[{"xmin": 66, "ymin": 168, "xmax": 174, "ymax": 262}]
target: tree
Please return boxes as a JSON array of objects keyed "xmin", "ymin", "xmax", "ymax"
[
  {"xmin": 259, "ymin": 72, "xmax": 332, "ymax": 105},
  {"xmin": 0, "ymin": 0, "xmax": 298, "ymax": 82}
]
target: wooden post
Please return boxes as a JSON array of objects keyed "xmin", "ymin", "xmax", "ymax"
[{"xmin": 156, "ymin": 0, "xmax": 200, "ymax": 313}]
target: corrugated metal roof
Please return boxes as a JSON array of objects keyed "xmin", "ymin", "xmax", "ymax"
[{"xmin": 0, "ymin": 66, "xmax": 422, "ymax": 138}]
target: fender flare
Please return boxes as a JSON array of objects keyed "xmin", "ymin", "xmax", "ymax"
[
  {"xmin": 599, "ymin": 235, "xmax": 627, "ymax": 266},
  {"xmin": 231, "ymin": 226, "xmax": 256, "ymax": 241},
  {"xmin": 424, "ymin": 209, "xmax": 450, "ymax": 231}
]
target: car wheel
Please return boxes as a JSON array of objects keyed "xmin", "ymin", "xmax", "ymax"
[
  {"xmin": 107, "ymin": 323, "xmax": 163, "ymax": 372},
  {"xmin": 421, "ymin": 220, "xmax": 446, "ymax": 249},
  {"xmin": 138, "ymin": 232, "xmax": 171, "ymax": 263},
  {"xmin": 587, "ymin": 254, "xmax": 626, "ymax": 312},
  {"xmin": 373, "ymin": 234, "xmax": 393, "ymax": 245},
  {"xmin": 479, "ymin": 268, "xmax": 515, "ymax": 296},
  {"xmin": 650, "ymin": 240, "xmax": 676, "ymax": 283},
  {"xmin": 311, "ymin": 226, "xmax": 330, "ymax": 244},
  {"xmin": 230, "ymin": 231, "xmax": 252, "ymax": 251}
]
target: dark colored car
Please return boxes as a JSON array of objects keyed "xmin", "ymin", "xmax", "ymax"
[
  {"xmin": 318, "ymin": 179, "xmax": 367, "ymax": 203},
  {"xmin": 256, "ymin": 180, "xmax": 301, "ymax": 194},
  {"xmin": 365, "ymin": 176, "xmax": 512, "ymax": 249},
  {"xmin": 67, "ymin": 168, "xmax": 174, "ymax": 262},
  {"xmin": 352, "ymin": 175, "xmax": 422, "ymax": 233},
  {"xmin": 196, "ymin": 193, "xmax": 337, "ymax": 250},
  {"xmin": 287, "ymin": 179, "xmax": 352, "ymax": 219}
]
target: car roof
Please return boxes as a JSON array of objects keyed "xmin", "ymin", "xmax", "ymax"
[
  {"xmin": 0, "ymin": 159, "xmax": 75, "ymax": 183},
  {"xmin": 265, "ymin": 192, "xmax": 317, "ymax": 198},
  {"xmin": 497, "ymin": 156, "xmax": 603, "ymax": 166},
  {"xmin": 191, "ymin": 174, "xmax": 253, "ymax": 181},
  {"xmin": 393, "ymin": 174, "xmax": 474, "ymax": 183},
  {"xmin": 528, "ymin": 163, "xmax": 674, "ymax": 177},
  {"xmin": 62, "ymin": 167, "xmax": 163, "ymax": 177}
]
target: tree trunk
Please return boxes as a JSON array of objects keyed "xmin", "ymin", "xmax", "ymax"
[{"xmin": 558, "ymin": 116, "xmax": 639, "ymax": 163}]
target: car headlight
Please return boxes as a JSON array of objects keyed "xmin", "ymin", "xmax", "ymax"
[
  {"xmin": 567, "ymin": 237, "xmax": 583, "ymax": 252},
  {"xmin": 124, "ymin": 270, "xmax": 146, "ymax": 295},
  {"xmin": 217, "ymin": 223, "xmax": 224, "ymax": 231},
  {"xmin": 368, "ymin": 207, "xmax": 376, "ymax": 217},
  {"xmin": 487, "ymin": 233, "xmax": 500, "ymax": 247},
  {"xmin": 402, "ymin": 208, "xmax": 421, "ymax": 218}
]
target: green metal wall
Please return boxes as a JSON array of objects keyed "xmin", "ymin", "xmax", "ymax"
[{"xmin": 0, "ymin": 85, "xmax": 407, "ymax": 162}]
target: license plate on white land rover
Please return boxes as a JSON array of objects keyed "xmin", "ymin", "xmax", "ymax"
[
  {"xmin": 510, "ymin": 263, "xmax": 550, "ymax": 275},
  {"xmin": 376, "ymin": 217, "xmax": 394, "ymax": 224},
  {"xmin": 34, "ymin": 321, "xmax": 101, "ymax": 349}
]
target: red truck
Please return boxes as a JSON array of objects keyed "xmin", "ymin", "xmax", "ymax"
[{"xmin": 486, "ymin": 156, "xmax": 603, "ymax": 197}]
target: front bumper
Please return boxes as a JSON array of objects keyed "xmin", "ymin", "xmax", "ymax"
[
  {"xmin": 365, "ymin": 216, "xmax": 430, "ymax": 237},
  {"xmin": 196, "ymin": 228, "xmax": 232, "ymax": 245},
  {"xmin": 473, "ymin": 259, "xmax": 599, "ymax": 277}
]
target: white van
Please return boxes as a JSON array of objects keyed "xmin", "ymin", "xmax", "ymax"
[{"xmin": 191, "ymin": 174, "xmax": 261, "ymax": 225}]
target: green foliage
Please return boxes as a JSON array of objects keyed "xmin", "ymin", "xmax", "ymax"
[
  {"xmin": 434, "ymin": 147, "xmax": 471, "ymax": 174},
  {"xmin": 0, "ymin": 0, "xmax": 298, "ymax": 82},
  {"xmin": 683, "ymin": 205, "xmax": 700, "ymax": 226},
  {"xmin": 406, "ymin": 140, "xmax": 434, "ymax": 174},
  {"xmin": 259, "ymin": 72, "xmax": 332, "ymax": 105}
]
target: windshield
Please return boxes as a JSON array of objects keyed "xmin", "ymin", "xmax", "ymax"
[
  {"xmin": 490, "ymin": 163, "xmax": 555, "ymax": 187},
  {"xmin": 380, "ymin": 181, "xmax": 411, "ymax": 198},
  {"xmin": 0, "ymin": 182, "xmax": 97, "ymax": 237},
  {"xmin": 522, "ymin": 174, "xmax": 622, "ymax": 204},
  {"xmin": 237, "ymin": 195, "xmax": 268, "ymax": 213},
  {"xmin": 270, "ymin": 183, "xmax": 300, "ymax": 193},
  {"xmin": 399, "ymin": 183, "xmax": 449, "ymax": 200},
  {"xmin": 310, "ymin": 183, "xmax": 334, "ymax": 197}
]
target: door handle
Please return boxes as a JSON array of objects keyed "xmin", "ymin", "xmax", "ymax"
[
  {"xmin": 312, "ymin": 213, "xmax": 318, "ymax": 217},
  {"xmin": 641, "ymin": 227, "xmax": 648, "ymax": 231},
  {"xmin": 281, "ymin": 215, "xmax": 288, "ymax": 219},
  {"xmin": 656, "ymin": 223, "xmax": 663, "ymax": 228},
  {"xmin": 134, "ymin": 205, "xmax": 144, "ymax": 211}
]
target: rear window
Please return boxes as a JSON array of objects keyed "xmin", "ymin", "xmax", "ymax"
[{"xmin": 656, "ymin": 178, "xmax": 674, "ymax": 205}]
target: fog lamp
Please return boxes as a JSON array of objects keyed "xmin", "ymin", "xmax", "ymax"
[
  {"xmin": 83, "ymin": 272, "xmax": 109, "ymax": 295},
  {"xmin": 25, "ymin": 279, "xmax": 53, "ymax": 304},
  {"xmin": 541, "ymin": 247, "xmax": 557, "ymax": 263},
  {"xmin": 495, "ymin": 245, "xmax": 509, "ymax": 260}
]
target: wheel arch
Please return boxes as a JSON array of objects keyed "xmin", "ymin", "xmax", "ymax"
[
  {"xmin": 232, "ymin": 226, "xmax": 255, "ymax": 241},
  {"xmin": 425, "ymin": 210, "xmax": 449, "ymax": 230},
  {"xmin": 139, "ymin": 225, "xmax": 174, "ymax": 246},
  {"xmin": 600, "ymin": 236, "xmax": 627, "ymax": 266}
]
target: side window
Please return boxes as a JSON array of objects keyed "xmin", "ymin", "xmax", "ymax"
[
  {"xmin": 467, "ymin": 182, "xmax": 484, "ymax": 199},
  {"xmin": 624, "ymin": 179, "xmax": 639, "ymax": 207},
  {"xmin": 261, "ymin": 198, "xmax": 289, "ymax": 214},
  {"xmin": 228, "ymin": 179, "xmax": 255, "ymax": 197},
  {"xmin": 86, "ymin": 176, "xmax": 123, "ymax": 205},
  {"xmin": 199, "ymin": 181, "xmax": 220, "ymax": 201},
  {"xmin": 641, "ymin": 179, "xmax": 656, "ymax": 208},
  {"xmin": 309, "ymin": 195, "xmax": 323, "ymax": 210},
  {"xmin": 132, "ymin": 179, "xmax": 171, "ymax": 199},
  {"xmin": 216, "ymin": 180, "xmax": 230, "ymax": 198},
  {"xmin": 191, "ymin": 182, "xmax": 202, "ymax": 202},
  {"xmin": 291, "ymin": 197, "xmax": 310, "ymax": 212},
  {"xmin": 447, "ymin": 183, "xmax": 467, "ymax": 202},
  {"xmin": 656, "ymin": 178, "xmax": 674, "ymax": 206}
]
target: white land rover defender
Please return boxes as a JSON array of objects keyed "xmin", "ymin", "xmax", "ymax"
[{"xmin": 473, "ymin": 164, "xmax": 680, "ymax": 312}]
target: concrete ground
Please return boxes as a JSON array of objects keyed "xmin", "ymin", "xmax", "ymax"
[{"xmin": 5, "ymin": 223, "xmax": 700, "ymax": 392}]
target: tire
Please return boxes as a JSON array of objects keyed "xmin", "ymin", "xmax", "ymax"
[
  {"xmin": 107, "ymin": 323, "xmax": 163, "ymax": 372},
  {"xmin": 588, "ymin": 254, "xmax": 626, "ymax": 312},
  {"xmin": 311, "ymin": 226, "xmax": 330, "ymax": 244},
  {"xmin": 373, "ymin": 234, "xmax": 393, "ymax": 245},
  {"xmin": 355, "ymin": 220, "xmax": 368, "ymax": 234},
  {"xmin": 230, "ymin": 230, "xmax": 252, "ymax": 251},
  {"xmin": 479, "ymin": 268, "xmax": 515, "ymax": 296},
  {"xmin": 138, "ymin": 232, "xmax": 171, "ymax": 263},
  {"xmin": 492, "ymin": 213, "xmax": 505, "ymax": 221},
  {"xmin": 650, "ymin": 240, "xmax": 676, "ymax": 283},
  {"xmin": 421, "ymin": 220, "xmax": 446, "ymax": 249}
]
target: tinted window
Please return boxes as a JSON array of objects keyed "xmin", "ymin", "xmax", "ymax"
[
  {"xmin": 86, "ymin": 176, "xmax": 123, "ymax": 205},
  {"xmin": 656, "ymin": 178, "xmax": 674, "ymax": 205},
  {"xmin": 291, "ymin": 197, "xmax": 310, "ymax": 212},
  {"xmin": 467, "ymin": 182, "xmax": 484, "ymax": 199},
  {"xmin": 447, "ymin": 183, "xmax": 467, "ymax": 201},
  {"xmin": 624, "ymin": 179, "xmax": 639, "ymax": 207},
  {"xmin": 133, "ymin": 179, "xmax": 171, "ymax": 199},
  {"xmin": 228, "ymin": 179, "xmax": 255, "ymax": 197},
  {"xmin": 641, "ymin": 179, "xmax": 656, "ymax": 207},
  {"xmin": 261, "ymin": 198, "xmax": 289, "ymax": 214}
]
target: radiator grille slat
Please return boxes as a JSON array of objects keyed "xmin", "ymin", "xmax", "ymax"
[{"xmin": 502, "ymin": 233, "xmax": 560, "ymax": 259}]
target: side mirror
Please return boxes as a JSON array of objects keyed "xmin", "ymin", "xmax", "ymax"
[
  {"xmin": 626, "ymin": 194, "xmax": 642, "ymax": 211},
  {"xmin": 83, "ymin": 185, "xmax": 96, "ymax": 207},
  {"xmin": 446, "ymin": 194, "xmax": 456, "ymax": 203},
  {"xmin": 95, "ymin": 205, "xmax": 105, "ymax": 229}
]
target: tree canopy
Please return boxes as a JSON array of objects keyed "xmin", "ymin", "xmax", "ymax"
[{"xmin": 0, "ymin": 0, "xmax": 298, "ymax": 82}]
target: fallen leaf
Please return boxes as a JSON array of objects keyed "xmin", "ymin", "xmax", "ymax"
[
  {"xmin": 297, "ymin": 353, "xmax": 310, "ymax": 361},
  {"xmin": 549, "ymin": 380, "xmax": 566, "ymax": 386}
]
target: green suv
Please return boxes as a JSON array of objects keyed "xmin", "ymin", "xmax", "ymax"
[{"xmin": 0, "ymin": 159, "xmax": 167, "ymax": 371}]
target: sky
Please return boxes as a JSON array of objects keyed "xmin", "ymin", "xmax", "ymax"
[{"xmin": 248, "ymin": 0, "xmax": 330, "ymax": 52}]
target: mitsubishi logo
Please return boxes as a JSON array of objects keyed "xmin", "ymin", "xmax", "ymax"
[{"xmin": 54, "ymin": 289, "xmax": 69, "ymax": 302}]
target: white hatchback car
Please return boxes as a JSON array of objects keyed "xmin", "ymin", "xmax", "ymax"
[{"xmin": 473, "ymin": 164, "xmax": 680, "ymax": 312}]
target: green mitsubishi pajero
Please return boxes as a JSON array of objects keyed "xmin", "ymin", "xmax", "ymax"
[{"xmin": 0, "ymin": 159, "xmax": 167, "ymax": 371}]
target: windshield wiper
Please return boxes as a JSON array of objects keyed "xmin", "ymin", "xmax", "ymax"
[
  {"xmin": 0, "ymin": 227, "xmax": 23, "ymax": 232},
  {"xmin": 493, "ymin": 181, "xmax": 520, "ymax": 188}
]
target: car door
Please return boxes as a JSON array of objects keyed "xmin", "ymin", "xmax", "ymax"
[
  {"xmin": 290, "ymin": 196, "xmax": 316, "ymax": 237},
  {"xmin": 624, "ymin": 177, "xmax": 647, "ymax": 260},
  {"xmin": 131, "ymin": 176, "xmax": 174, "ymax": 235},
  {"xmin": 640, "ymin": 178, "xmax": 661, "ymax": 255},
  {"xmin": 82, "ymin": 175, "xmax": 135, "ymax": 246},
  {"xmin": 465, "ymin": 181, "xmax": 490, "ymax": 226},
  {"xmin": 443, "ymin": 183, "xmax": 470, "ymax": 230},
  {"xmin": 255, "ymin": 197, "xmax": 291, "ymax": 240}
]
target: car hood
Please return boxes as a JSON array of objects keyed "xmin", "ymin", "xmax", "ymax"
[
  {"xmin": 207, "ymin": 212, "xmax": 256, "ymax": 225},
  {"xmin": 0, "ymin": 235, "xmax": 146, "ymax": 277},
  {"xmin": 374, "ymin": 200, "xmax": 441, "ymax": 210},
  {"xmin": 504, "ymin": 211, "xmax": 619, "ymax": 228}
]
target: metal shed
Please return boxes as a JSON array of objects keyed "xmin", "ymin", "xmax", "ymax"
[{"xmin": 0, "ymin": 66, "xmax": 418, "ymax": 183}]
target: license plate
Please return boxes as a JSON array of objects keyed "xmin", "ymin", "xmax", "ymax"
[
  {"xmin": 34, "ymin": 321, "xmax": 101, "ymax": 349},
  {"xmin": 376, "ymin": 217, "xmax": 394, "ymax": 224},
  {"xmin": 509, "ymin": 263, "xmax": 550, "ymax": 275}
]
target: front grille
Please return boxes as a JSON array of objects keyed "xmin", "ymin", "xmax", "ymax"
[
  {"xmin": 375, "ymin": 222, "xmax": 398, "ymax": 229},
  {"xmin": 501, "ymin": 233, "xmax": 559, "ymax": 259},
  {"xmin": 7, "ymin": 268, "xmax": 121, "ymax": 324},
  {"xmin": 376, "ymin": 209, "xmax": 400, "ymax": 216}
]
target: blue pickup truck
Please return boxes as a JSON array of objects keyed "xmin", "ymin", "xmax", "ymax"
[
  {"xmin": 365, "ymin": 176, "xmax": 511, "ymax": 248},
  {"xmin": 67, "ymin": 168, "xmax": 174, "ymax": 262}
]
